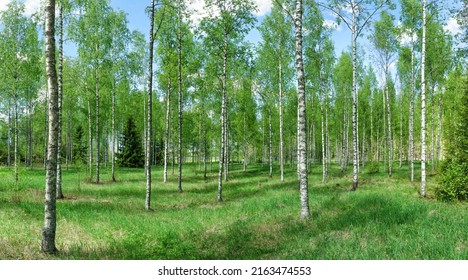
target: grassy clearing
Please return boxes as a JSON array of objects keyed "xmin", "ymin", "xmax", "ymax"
[{"xmin": 0, "ymin": 162, "xmax": 466, "ymax": 260}]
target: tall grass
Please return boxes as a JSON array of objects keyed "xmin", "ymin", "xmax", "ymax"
[{"xmin": 0, "ymin": 162, "xmax": 466, "ymax": 259}]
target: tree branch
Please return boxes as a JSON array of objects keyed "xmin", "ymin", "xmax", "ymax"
[
  {"xmin": 318, "ymin": 2, "xmax": 352, "ymax": 31},
  {"xmin": 356, "ymin": 2, "xmax": 386, "ymax": 37},
  {"xmin": 273, "ymin": 0, "xmax": 294, "ymax": 22}
]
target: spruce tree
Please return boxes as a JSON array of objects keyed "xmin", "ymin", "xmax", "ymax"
[
  {"xmin": 117, "ymin": 117, "xmax": 144, "ymax": 168},
  {"xmin": 73, "ymin": 125, "xmax": 87, "ymax": 164}
]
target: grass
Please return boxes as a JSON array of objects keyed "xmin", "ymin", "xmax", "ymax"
[{"xmin": 0, "ymin": 161, "xmax": 466, "ymax": 260}]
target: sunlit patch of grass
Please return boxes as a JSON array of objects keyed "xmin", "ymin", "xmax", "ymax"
[{"xmin": 0, "ymin": 162, "xmax": 466, "ymax": 259}]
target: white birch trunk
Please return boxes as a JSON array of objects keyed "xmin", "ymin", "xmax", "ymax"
[
  {"xmin": 95, "ymin": 58, "xmax": 100, "ymax": 184},
  {"xmin": 431, "ymin": 87, "xmax": 435, "ymax": 172},
  {"xmin": 203, "ymin": 106, "xmax": 207, "ymax": 179},
  {"xmin": 217, "ymin": 27, "xmax": 228, "ymax": 202},
  {"xmin": 7, "ymin": 99, "xmax": 11, "ymax": 167},
  {"xmin": 279, "ymin": 61, "xmax": 284, "ymax": 181},
  {"xmin": 399, "ymin": 96, "xmax": 403, "ymax": 169},
  {"xmin": 28, "ymin": 100, "xmax": 33, "ymax": 170},
  {"xmin": 385, "ymin": 71, "xmax": 392, "ymax": 177},
  {"xmin": 261, "ymin": 117, "xmax": 265, "ymax": 169},
  {"xmin": 177, "ymin": 1, "xmax": 183, "ymax": 193},
  {"xmin": 224, "ymin": 107, "xmax": 229, "ymax": 182},
  {"xmin": 145, "ymin": 0, "xmax": 155, "ymax": 210},
  {"xmin": 345, "ymin": 106, "xmax": 350, "ymax": 169},
  {"xmin": 362, "ymin": 121, "xmax": 366, "ymax": 167},
  {"xmin": 111, "ymin": 86, "xmax": 116, "ymax": 181},
  {"xmin": 351, "ymin": 2, "xmax": 359, "ymax": 190},
  {"xmin": 420, "ymin": 0, "xmax": 427, "ymax": 197},
  {"xmin": 436, "ymin": 95, "xmax": 442, "ymax": 169},
  {"xmin": 325, "ymin": 98, "xmax": 329, "ymax": 176},
  {"xmin": 14, "ymin": 93, "xmax": 18, "ymax": 182},
  {"xmin": 321, "ymin": 103, "xmax": 326, "ymax": 183},
  {"xmin": 269, "ymin": 107, "xmax": 273, "ymax": 178},
  {"xmin": 56, "ymin": 3, "xmax": 64, "ymax": 199},
  {"xmin": 243, "ymin": 112, "xmax": 247, "ymax": 172},
  {"xmin": 295, "ymin": 0, "xmax": 310, "ymax": 219},
  {"xmin": 164, "ymin": 78, "xmax": 171, "ymax": 183},
  {"xmin": 382, "ymin": 87, "xmax": 387, "ymax": 168},
  {"xmin": 87, "ymin": 97, "xmax": 92, "ymax": 179},
  {"xmin": 42, "ymin": 0, "xmax": 58, "ymax": 253},
  {"xmin": 409, "ymin": 35, "xmax": 415, "ymax": 182}
]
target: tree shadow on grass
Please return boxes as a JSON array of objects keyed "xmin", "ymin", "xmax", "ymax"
[
  {"xmin": 14, "ymin": 188, "xmax": 430, "ymax": 260},
  {"xmin": 58, "ymin": 217, "xmax": 280, "ymax": 260},
  {"xmin": 317, "ymin": 192, "xmax": 427, "ymax": 231}
]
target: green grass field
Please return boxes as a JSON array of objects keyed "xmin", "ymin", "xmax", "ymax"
[{"xmin": 0, "ymin": 162, "xmax": 466, "ymax": 260}]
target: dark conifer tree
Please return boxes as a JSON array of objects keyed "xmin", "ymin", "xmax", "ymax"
[{"xmin": 117, "ymin": 117, "xmax": 144, "ymax": 168}]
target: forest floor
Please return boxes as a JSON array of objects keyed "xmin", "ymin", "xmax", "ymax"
[{"xmin": 0, "ymin": 162, "xmax": 467, "ymax": 260}]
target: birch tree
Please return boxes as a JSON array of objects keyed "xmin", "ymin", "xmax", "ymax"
[
  {"xmin": 309, "ymin": 37, "xmax": 335, "ymax": 182},
  {"xmin": 201, "ymin": 0, "xmax": 255, "ymax": 202},
  {"xmin": 371, "ymin": 10, "xmax": 398, "ymax": 177},
  {"xmin": 0, "ymin": 1, "xmax": 41, "ymax": 182},
  {"xmin": 399, "ymin": 0, "xmax": 420, "ymax": 182},
  {"xmin": 294, "ymin": 0, "xmax": 310, "ymax": 219},
  {"xmin": 69, "ymin": 0, "xmax": 113, "ymax": 184},
  {"xmin": 146, "ymin": 0, "xmax": 156, "ymax": 210},
  {"xmin": 56, "ymin": 1, "xmax": 65, "ymax": 199},
  {"xmin": 420, "ymin": 0, "xmax": 427, "ymax": 197},
  {"xmin": 320, "ymin": 0, "xmax": 392, "ymax": 190},
  {"xmin": 42, "ymin": 0, "xmax": 59, "ymax": 254},
  {"xmin": 333, "ymin": 52, "xmax": 353, "ymax": 172},
  {"xmin": 425, "ymin": 14, "xmax": 452, "ymax": 171},
  {"xmin": 155, "ymin": 2, "xmax": 176, "ymax": 184},
  {"xmin": 108, "ymin": 10, "xmax": 131, "ymax": 182},
  {"xmin": 177, "ymin": 0, "xmax": 184, "ymax": 193},
  {"xmin": 258, "ymin": 1, "xmax": 293, "ymax": 181}
]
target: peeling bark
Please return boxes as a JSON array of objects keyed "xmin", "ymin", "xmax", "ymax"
[
  {"xmin": 145, "ymin": 0, "xmax": 155, "ymax": 210},
  {"xmin": 42, "ymin": 0, "xmax": 59, "ymax": 253},
  {"xmin": 56, "ymin": 3, "xmax": 64, "ymax": 199},
  {"xmin": 164, "ymin": 78, "xmax": 171, "ymax": 183},
  {"xmin": 295, "ymin": 0, "xmax": 310, "ymax": 220},
  {"xmin": 420, "ymin": 0, "xmax": 427, "ymax": 197},
  {"xmin": 177, "ymin": 0, "xmax": 183, "ymax": 193}
]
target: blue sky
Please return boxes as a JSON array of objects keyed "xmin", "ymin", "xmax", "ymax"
[
  {"xmin": 94, "ymin": 0, "xmax": 463, "ymax": 87},
  {"xmin": 106, "ymin": 0, "xmax": 353, "ymax": 60},
  {"xmin": 0, "ymin": 0, "xmax": 462, "ymax": 76}
]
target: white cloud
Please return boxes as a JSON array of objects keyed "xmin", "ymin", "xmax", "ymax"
[
  {"xmin": 187, "ymin": 0, "xmax": 271, "ymax": 26},
  {"xmin": 254, "ymin": 0, "xmax": 271, "ymax": 17},
  {"xmin": 444, "ymin": 17, "xmax": 462, "ymax": 35},
  {"xmin": 187, "ymin": 0, "xmax": 209, "ymax": 26},
  {"xmin": 0, "ymin": 0, "xmax": 8, "ymax": 12},
  {"xmin": 323, "ymin": 19, "xmax": 341, "ymax": 31},
  {"xmin": 24, "ymin": 0, "xmax": 42, "ymax": 16},
  {"xmin": 341, "ymin": 4, "xmax": 353, "ymax": 15},
  {"xmin": 399, "ymin": 31, "xmax": 417, "ymax": 46},
  {"xmin": 0, "ymin": 0, "xmax": 42, "ymax": 16}
]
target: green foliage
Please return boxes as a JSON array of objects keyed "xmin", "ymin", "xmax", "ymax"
[
  {"xmin": 437, "ymin": 74, "xmax": 468, "ymax": 201},
  {"xmin": 116, "ymin": 117, "xmax": 144, "ymax": 168},
  {"xmin": 367, "ymin": 161, "xmax": 380, "ymax": 174},
  {"xmin": 437, "ymin": 160, "xmax": 468, "ymax": 201},
  {"xmin": 445, "ymin": 75, "xmax": 468, "ymax": 162},
  {"xmin": 372, "ymin": 10, "xmax": 398, "ymax": 57}
]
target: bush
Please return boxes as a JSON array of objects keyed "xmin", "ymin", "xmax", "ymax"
[
  {"xmin": 367, "ymin": 161, "xmax": 380, "ymax": 174},
  {"xmin": 436, "ymin": 160, "xmax": 468, "ymax": 201}
]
